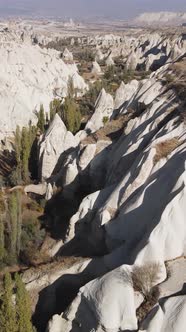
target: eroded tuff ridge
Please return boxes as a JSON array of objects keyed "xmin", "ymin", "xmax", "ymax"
[{"xmin": 2, "ymin": 23, "xmax": 186, "ymax": 332}]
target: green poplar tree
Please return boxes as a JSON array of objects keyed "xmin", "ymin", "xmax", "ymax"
[
  {"xmin": 12, "ymin": 126, "xmax": 22, "ymax": 185},
  {"xmin": 49, "ymin": 99, "xmax": 61, "ymax": 122},
  {"xmin": 8, "ymin": 192, "xmax": 18, "ymax": 263},
  {"xmin": 0, "ymin": 273, "xmax": 17, "ymax": 332},
  {"xmin": 62, "ymin": 97, "xmax": 81, "ymax": 134},
  {"xmin": 15, "ymin": 126, "xmax": 21, "ymax": 167},
  {"xmin": 21, "ymin": 127, "xmax": 30, "ymax": 183},
  {"xmin": 7, "ymin": 191, "xmax": 22, "ymax": 263},
  {"xmin": 15, "ymin": 274, "xmax": 33, "ymax": 332},
  {"xmin": 37, "ymin": 104, "xmax": 45, "ymax": 132},
  {"xmin": 16, "ymin": 191, "xmax": 22, "ymax": 256}
]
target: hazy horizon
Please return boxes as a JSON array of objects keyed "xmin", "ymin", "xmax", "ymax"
[{"xmin": 0, "ymin": 0, "xmax": 186, "ymax": 19}]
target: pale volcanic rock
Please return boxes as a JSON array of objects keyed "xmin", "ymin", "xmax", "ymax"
[
  {"xmin": 11, "ymin": 24, "xmax": 186, "ymax": 332},
  {"xmin": 85, "ymin": 88, "xmax": 114, "ymax": 134},
  {"xmin": 71, "ymin": 71, "xmax": 88, "ymax": 96},
  {"xmin": 95, "ymin": 49, "xmax": 104, "ymax": 62},
  {"xmin": 139, "ymin": 295, "xmax": 186, "ymax": 332},
  {"xmin": 46, "ymin": 315, "xmax": 64, "ymax": 332},
  {"xmin": 125, "ymin": 51, "xmax": 138, "ymax": 71},
  {"xmin": 64, "ymin": 265, "xmax": 138, "ymax": 332},
  {"xmin": 78, "ymin": 144, "xmax": 97, "ymax": 171},
  {"xmin": 0, "ymin": 33, "xmax": 87, "ymax": 140},
  {"xmin": 105, "ymin": 54, "xmax": 114, "ymax": 66},
  {"xmin": 114, "ymin": 80, "xmax": 139, "ymax": 110},
  {"xmin": 39, "ymin": 114, "xmax": 78, "ymax": 181},
  {"xmin": 91, "ymin": 61, "xmax": 103, "ymax": 75},
  {"xmin": 24, "ymin": 183, "xmax": 47, "ymax": 196},
  {"xmin": 62, "ymin": 47, "xmax": 74, "ymax": 61}
]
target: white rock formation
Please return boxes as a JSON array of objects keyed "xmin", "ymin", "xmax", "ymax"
[
  {"xmin": 139, "ymin": 295, "xmax": 186, "ymax": 332},
  {"xmin": 46, "ymin": 58, "xmax": 186, "ymax": 331},
  {"xmin": 4, "ymin": 23, "xmax": 186, "ymax": 332},
  {"xmin": 24, "ymin": 183, "xmax": 47, "ymax": 196},
  {"xmin": 39, "ymin": 114, "xmax": 78, "ymax": 180},
  {"xmin": 105, "ymin": 54, "xmax": 114, "ymax": 66},
  {"xmin": 47, "ymin": 315, "xmax": 64, "ymax": 332},
  {"xmin": 62, "ymin": 47, "xmax": 74, "ymax": 61},
  {"xmin": 71, "ymin": 72, "xmax": 88, "ymax": 96},
  {"xmin": 91, "ymin": 61, "xmax": 103, "ymax": 75},
  {"xmin": 114, "ymin": 80, "xmax": 139, "ymax": 110},
  {"xmin": 85, "ymin": 88, "xmax": 114, "ymax": 133},
  {"xmin": 0, "ymin": 29, "xmax": 87, "ymax": 140},
  {"xmin": 95, "ymin": 49, "xmax": 104, "ymax": 62},
  {"xmin": 126, "ymin": 51, "xmax": 138, "ymax": 70}
]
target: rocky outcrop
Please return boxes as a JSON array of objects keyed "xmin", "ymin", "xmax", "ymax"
[
  {"xmin": 44, "ymin": 58, "xmax": 186, "ymax": 331},
  {"xmin": 5, "ymin": 23, "xmax": 186, "ymax": 332},
  {"xmin": 39, "ymin": 114, "xmax": 78, "ymax": 181},
  {"xmin": 95, "ymin": 49, "xmax": 104, "ymax": 62},
  {"xmin": 62, "ymin": 48, "xmax": 73, "ymax": 61},
  {"xmin": 0, "ymin": 28, "xmax": 87, "ymax": 140},
  {"xmin": 91, "ymin": 61, "xmax": 103, "ymax": 75},
  {"xmin": 71, "ymin": 72, "xmax": 88, "ymax": 97},
  {"xmin": 126, "ymin": 51, "xmax": 139, "ymax": 70},
  {"xmin": 114, "ymin": 80, "xmax": 139, "ymax": 110},
  {"xmin": 85, "ymin": 88, "xmax": 114, "ymax": 133},
  {"xmin": 105, "ymin": 54, "xmax": 114, "ymax": 66}
]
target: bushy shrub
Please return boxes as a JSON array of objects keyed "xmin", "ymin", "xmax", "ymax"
[
  {"xmin": 132, "ymin": 262, "xmax": 161, "ymax": 297},
  {"xmin": 26, "ymin": 200, "xmax": 43, "ymax": 213},
  {"xmin": 62, "ymin": 96, "xmax": 82, "ymax": 134},
  {"xmin": 76, "ymin": 49, "xmax": 95, "ymax": 62},
  {"xmin": 103, "ymin": 116, "xmax": 109, "ymax": 125},
  {"xmin": 153, "ymin": 138, "xmax": 181, "ymax": 164}
]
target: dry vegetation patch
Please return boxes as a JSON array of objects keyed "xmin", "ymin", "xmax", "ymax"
[
  {"xmin": 82, "ymin": 114, "xmax": 132, "ymax": 145},
  {"xmin": 153, "ymin": 137, "xmax": 181, "ymax": 164},
  {"xmin": 132, "ymin": 263, "xmax": 161, "ymax": 325},
  {"xmin": 165, "ymin": 59, "xmax": 186, "ymax": 105},
  {"xmin": 132, "ymin": 263, "xmax": 161, "ymax": 296}
]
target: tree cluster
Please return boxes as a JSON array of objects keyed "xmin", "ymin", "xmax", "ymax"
[
  {"xmin": 49, "ymin": 96, "xmax": 81, "ymax": 134},
  {"xmin": 0, "ymin": 272, "xmax": 34, "ymax": 332},
  {"xmin": 10, "ymin": 124, "xmax": 37, "ymax": 186},
  {"xmin": 0, "ymin": 191, "xmax": 22, "ymax": 267}
]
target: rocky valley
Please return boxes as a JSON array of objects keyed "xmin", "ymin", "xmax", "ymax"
[{"xmin": 0, "ymin": 14, "xmax": 186, "ymax": 332}]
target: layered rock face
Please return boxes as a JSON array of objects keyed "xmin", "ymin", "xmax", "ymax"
[
  {"xmin": 43, "ymin": 55, "xmax": 186, "ymax": 332},
  {"xmin": 0, "ymin": 27, "xmax": 87, "ymax": 140}
]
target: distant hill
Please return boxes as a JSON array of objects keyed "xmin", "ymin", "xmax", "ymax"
[{"xmin": 133, "ymin": 12, "xmax": 186, "ymax": 26}]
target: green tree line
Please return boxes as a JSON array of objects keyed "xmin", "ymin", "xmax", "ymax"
[
  {"xmin": 10, "ymin": 124, "xmax": 37, "ymax": 186},
  {"xmin": 0, "ymin": 272, "xmax": 35, "ymax": 332},
  {"xmin": 0, "ymin": 191, "xmax": 22, "ymax": 267}
]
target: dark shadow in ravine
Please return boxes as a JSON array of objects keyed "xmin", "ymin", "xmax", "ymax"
[
  {"xmin": 40, "ymin": 137, "xmax": 115, "ymax": 240},
  {"xmin": 32, "ymin": 273, "xmax": 83, "ymax": 332},
  {"xmin": 32, "ymin": 255, "xmax": 110, "ymax": 332}
]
